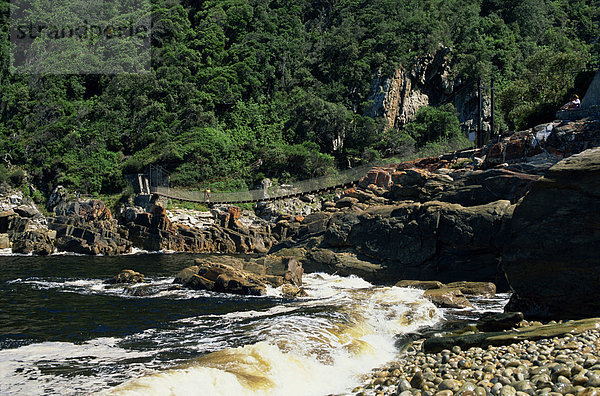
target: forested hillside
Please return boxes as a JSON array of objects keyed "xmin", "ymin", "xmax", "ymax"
[{"xmin": 0, "ymin": 0, "xmax": 598, "ymax": 198}]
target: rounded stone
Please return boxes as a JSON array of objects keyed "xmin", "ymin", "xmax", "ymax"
[
  {"xmin": 552, "ymin": 382, "xmax": 574, "ymax": 394},
  {"xmin": 399, "ymin": 379, "xmax": 413, "ymax": 392},
  {"xmin": 459, "ymin": 360, "xmax": 473, "ymax": 369},
  {"xmin": 577, "ymin": 388, "xmax": 600, "ymax": 396},
  {"xmin": 459, "ymin": 382, "xmax": 478, "ymax": 392},
  {"xmin": 513, "ymin": 380, "xmax": 534, "ymax": 394},
  {"xmin": 411, "ymin": 371, "xmax": 425, "ymax": 389},
  {"xmin": 492, "ymin": 383, "xmax": 503, "ymax": 395},
  {"xmin": 435, "ymin": 391, "xmax": 454, "ymax": 396},
  {"xmin": 586, "ymin": 372, "xmax": 600, "ymax": 387},
  {"xmin": 474, "ymin": 386, "xmax": 487, "ymax": 396},
  {"xmin": 557, "ymin": 375, "xmax": 572, "ymax": 384},
  {"xmin": 439, "ymin": 379, "xmax": 460, "ymax": 392},
  {"xmin": 500, "ymin": 385, "xmax": 516, "ymax": 396}
]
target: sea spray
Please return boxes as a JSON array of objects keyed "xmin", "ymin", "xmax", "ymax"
[{"xmin": 103, "ymin": 274, "xmax": 442, "ymax": 396}]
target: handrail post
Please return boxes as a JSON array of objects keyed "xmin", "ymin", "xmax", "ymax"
[
  {"xmin": 477, "ymin": 78, "xmax": 483, "ymax": 148},
  {"xmin": 491, "ymin": 78, "xmax": 495, "ymax": 142}
]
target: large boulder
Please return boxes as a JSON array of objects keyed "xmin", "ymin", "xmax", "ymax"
[
  {"xmin": 125, "ymin": 203, "xmax": 275, "ymax": 254},
  {"xmin": 174, "ymin": 261, "xmax": 269, "ymax": 296},
  {"xmin": 503, "ymin": 147, "xmax": 600, "ymax": 319},
  {"xmin": 423, "ymin": 288, "xmax": 473, "ymax": 309},
  {"xmin": 477, "ymin": 312, "xmax": 525, "ymax": 332}
]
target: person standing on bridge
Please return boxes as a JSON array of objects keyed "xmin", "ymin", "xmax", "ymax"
[{"xmin": 205, "ymin": 189, "xmax": 211, "ymax": 203}]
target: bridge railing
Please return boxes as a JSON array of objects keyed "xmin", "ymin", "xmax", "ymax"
[{"xmin": 151, "ymin": 161, "xmax": 387, "ymax": 204}]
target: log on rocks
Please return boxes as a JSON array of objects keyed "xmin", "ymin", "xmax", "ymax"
[{"xmin": 423, "ymin": 317, "xmax": 600, "ymax": 353}]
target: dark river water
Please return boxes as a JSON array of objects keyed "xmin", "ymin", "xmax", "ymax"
[{"xmin": 0, "ymin": 252, "xmax": 508, "ymax": 395}]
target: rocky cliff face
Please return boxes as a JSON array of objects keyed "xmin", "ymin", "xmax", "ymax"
[
  {"xmin": 49, "ymin": 199, "xmax": 132, "ymax": 255},
  {"xmin": 269, "ymin": 199, "xmax": 514, "ymax": 288},
  {"xmin": 503, "ymin": 147, "xmax": 600, "ymax": 319},
  {"xmin": 366, "ymin": 47, "xmax": 489, "ymax": 133},
  {"xmin": 123, "ymin": 202, "xmax": 278, "ymax": 254},
  {"xmin": 0, "ymin": 188, "xmax": 54, "ymax": 255}
]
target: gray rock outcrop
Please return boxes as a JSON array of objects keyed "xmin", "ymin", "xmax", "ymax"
[
  {"xmin": 503, "ymin": 147, "xmax": 600, "ymax": 319},
  {"xmin": 270, "ymin": 199, "xmax": 514, "ymax": 287},
  {"xmin": 125, "ymin": 203, "xmax": 277, "ymax": 254},
  {"xmin": 49, "ymin": 199, "xmax": 131, "ymax": 255}
]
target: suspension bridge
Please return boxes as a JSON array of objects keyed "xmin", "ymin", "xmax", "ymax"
[{"xmin": 144, "ymin": 161, "xmax": 385, "ymax": 205}]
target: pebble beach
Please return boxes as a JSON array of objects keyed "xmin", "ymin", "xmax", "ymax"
[{"xmin": 355, "ymin": 328, "xmax": 600, "ymax": 396}]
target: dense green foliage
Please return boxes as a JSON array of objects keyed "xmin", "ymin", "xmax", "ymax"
[{"xmin": 0, "ymin": 0, "xmax": 598, "ymax": 196}]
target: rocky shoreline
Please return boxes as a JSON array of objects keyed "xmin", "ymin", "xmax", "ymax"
[
  {"xmin": 0, "ymin": 118, "xmax": 599, "ymax": 395},
  {"xmin": 1, "ymin": 118, "xmax": 599, "ymax": 317},
  {"xmin": 354, "ymin": 320, "xmax": 600, "ymax": 396}
]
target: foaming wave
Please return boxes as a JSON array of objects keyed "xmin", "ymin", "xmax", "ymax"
[
  {"xmin": 104, "ymin": 277, "xmax": 441, "ymax": 396},
  {"xmin": 0, "ymin": 248, "xmax": 32, "ymax": 256},
  {"xmin": 0, "ymin": 338, "xmax": 153, "ymax": 395},
  {"xmin": 9, "ymin": 277, "xmax": 219, "ymax": 299}
]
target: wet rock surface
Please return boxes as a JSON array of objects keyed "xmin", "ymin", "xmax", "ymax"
[
  {"xmin": 174, "ymin": 262, "xmax": 269, "ymax": 296},
  {"xmin": 105, "ymin": 270, "xmax": 145, "ymax": 284},
  {"xmin": 173, "ymin": 255, "xmax": 307, "ymax": 297}
]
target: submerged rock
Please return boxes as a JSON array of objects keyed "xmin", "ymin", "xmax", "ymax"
[{"xmin": 105, "ymin": 270, "xmax": 145, "ymax": 284}]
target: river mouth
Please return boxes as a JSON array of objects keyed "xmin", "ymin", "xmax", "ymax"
[{"xmin": 0, "ymin": 253, "xmax": 505, "ymax": 395}]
